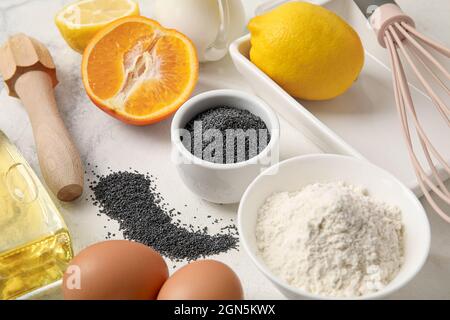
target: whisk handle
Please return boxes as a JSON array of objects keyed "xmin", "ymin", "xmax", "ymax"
[
  {"xmin": 353, "ymin": 0, "xmax": 397, "ymax": 19},
  {"xmin": 356, "ymin": 1, "xmax": 415, "ymax": 47}
]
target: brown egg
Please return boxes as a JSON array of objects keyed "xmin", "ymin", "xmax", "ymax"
[
  {"xmin": 63, "ymin": 240, "xmax": 168, "ymax": 300},
  {"xmin": 157, "ymin": 260, "xmax": 244, "ymax": 300}
]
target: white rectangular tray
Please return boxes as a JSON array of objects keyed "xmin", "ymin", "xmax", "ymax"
[{"xmin": 230, "ymin": 0, "xmax": 450, "ymax": 196}]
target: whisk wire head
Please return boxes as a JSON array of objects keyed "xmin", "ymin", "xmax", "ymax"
[{"xmin": 376, "ymin": 4, "xmax": 450, "ymax": 221}]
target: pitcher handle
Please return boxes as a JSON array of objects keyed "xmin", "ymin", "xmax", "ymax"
[{"xmin": 204, "ymin": 0, "xmax": 232, "ymax": 61}]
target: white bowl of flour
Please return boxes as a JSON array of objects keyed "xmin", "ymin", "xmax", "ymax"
[{"xmin": 238, "ymin": 154, "xmax": 430, "ymax": 300}]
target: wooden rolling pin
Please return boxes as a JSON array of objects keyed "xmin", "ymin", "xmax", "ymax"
[{"xmin": 0, "ymin": 33, "xmax": 84, "ymax": 202}]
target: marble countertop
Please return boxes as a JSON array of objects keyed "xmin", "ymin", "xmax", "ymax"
[{"xmin": 0, "ymin": 0, "xmax": 449, "ymax": 299}]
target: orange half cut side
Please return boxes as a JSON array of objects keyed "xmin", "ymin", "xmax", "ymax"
[{"xmin": 82, "ymin": 16, "xmax": 199, "ymax": 125}]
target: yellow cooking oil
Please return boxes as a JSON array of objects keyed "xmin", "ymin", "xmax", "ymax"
[{"xmin": 0, "ymin": 131, "xmax": 73, "ymax": 300}]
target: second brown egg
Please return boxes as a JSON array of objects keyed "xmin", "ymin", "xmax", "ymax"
[{"xmin": 157, "ymin": 260, "xmax": 244, "ymax": 300}]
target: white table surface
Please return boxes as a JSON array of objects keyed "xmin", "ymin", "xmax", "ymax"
[{"xmin": 0, "ymin": 0, "xmax": 449, "ymax": 300}]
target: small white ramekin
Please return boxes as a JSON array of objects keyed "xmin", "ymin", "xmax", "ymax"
[{"xmin": 171, "ymin": 89, "xmax": 280, "ymax": 204}]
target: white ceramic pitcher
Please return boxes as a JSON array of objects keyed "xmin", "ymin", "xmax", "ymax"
[{"xmin": 152, "ymin": 0, "xmax": 246, "ymax": 62}]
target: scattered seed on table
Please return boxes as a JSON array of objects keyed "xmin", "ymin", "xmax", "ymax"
[{"xmin": 89, "ymin": 170, "xmax": 238, "ymax": 261}]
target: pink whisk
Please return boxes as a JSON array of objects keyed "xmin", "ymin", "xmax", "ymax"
[{"xmin": 356, "ymin": 1, "xmax": 450, "ymax": 221}]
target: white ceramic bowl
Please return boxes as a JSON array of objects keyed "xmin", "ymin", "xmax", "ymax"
[
  {"xmin": 171, "ymin": 89, "xmax": 280, "ymax": 204},
  {"xmin": 238, "ymin": 154, "xmax": 431, "ymax": 300}
]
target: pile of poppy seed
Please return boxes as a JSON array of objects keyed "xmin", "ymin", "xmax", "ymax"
[
  {"xmin": 183, "ymin": 106, "xmax": 271, "ymax": 164},
  {"xmin": 89, "ymin": 168, "xmax": 239, "ymax": 262}
]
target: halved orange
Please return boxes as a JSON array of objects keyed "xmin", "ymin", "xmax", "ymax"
[{"xmin": 82, "ymin": 16, "xmax": 199, "ymax": 125}]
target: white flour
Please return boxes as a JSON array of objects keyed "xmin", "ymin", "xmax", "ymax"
[{"xmin": 256, "ymin": 182, "xmax": 404, "ymax": 297}]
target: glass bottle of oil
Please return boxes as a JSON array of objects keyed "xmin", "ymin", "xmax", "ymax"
[{"xmin": 0, "ymin": 130, "xmax": 73, "ymax": 300}]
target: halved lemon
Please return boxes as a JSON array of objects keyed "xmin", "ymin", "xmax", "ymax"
[
  {"xmin": 82, "ymin": 16, "xmax": 199, "ymax": 125},
  {"xmin": 55, "ymin": 0, "xmax": 140, "ymax": 53}
]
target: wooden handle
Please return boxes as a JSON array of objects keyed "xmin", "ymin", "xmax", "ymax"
[{"xmin": 14, "ymin": 70, "xmax": 84, "ymax": 201}]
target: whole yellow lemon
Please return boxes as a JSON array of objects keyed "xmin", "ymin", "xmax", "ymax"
[{"xmin": 248, "ymin": 2, "xmax": 364, "ymax": 100}]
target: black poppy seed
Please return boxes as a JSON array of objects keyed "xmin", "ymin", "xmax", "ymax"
[
  {"xmin": 184, "ymin": 106, "xmax": 271, "ymax": 164},
  {"xmin": 90, "ymin": 170, "xmax": 238, "ymax": 261}
]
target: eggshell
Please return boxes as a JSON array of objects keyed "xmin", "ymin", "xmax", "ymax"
[
  {"xmin": 63, "ymin": 240, "xmax": 168, "ymax": 300},
  {"xmin": 157, "ymin": 260, "xmax": 244, "ymax": 300}
]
